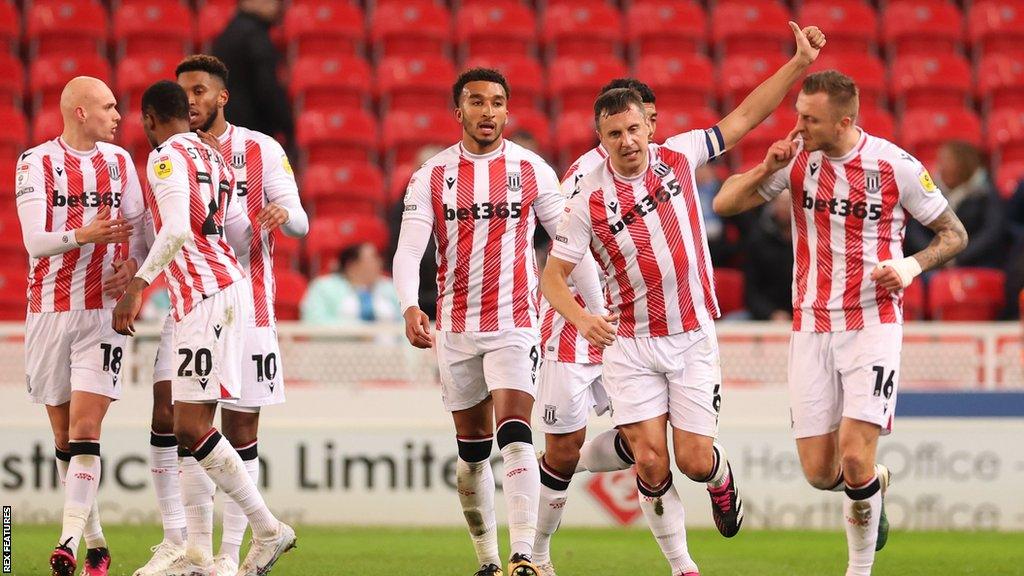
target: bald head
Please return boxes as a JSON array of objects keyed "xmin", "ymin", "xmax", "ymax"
[{"xmin": 59, "ymin": 76, "xmax": 121, "ymax": 147}]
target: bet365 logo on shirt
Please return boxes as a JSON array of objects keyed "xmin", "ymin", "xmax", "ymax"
[
  {"xmin": 801, "ymin": 194, "xmax": 882, "ymax": 221},
  {"xmin": 443, "ymin": 201, "xmax": 523, "ymax": 221}
]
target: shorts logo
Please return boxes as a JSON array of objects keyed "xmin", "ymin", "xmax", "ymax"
[
  {"xmin": 107, "ymin": 161, "xmax": 121, "ymax": 181},
  {"xmin": 25, "ymin": 374, "xmax": 31, "ymax": 394},
  {"xmin": 507, "ymin": 171, "xmax": 522, "ymax": 193},
  {"xmin": 198, "ymin": 377, "xmax": 209, "ymax": 389},
  {"xmin": 213, "ymin": 325, "xmax": 223, "ymax": 339},
  {"xmin": 543, "ymin": 404, "xmax": 557, "ymax": 426},
  {"xmin": 269, "ymin": 381, "xmax": 275, "ymax": 393}
]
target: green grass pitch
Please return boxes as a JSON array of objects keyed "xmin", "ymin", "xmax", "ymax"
[{"xmin": 9, "ymin": 525, "xmax": 1023, "ymax": 575}]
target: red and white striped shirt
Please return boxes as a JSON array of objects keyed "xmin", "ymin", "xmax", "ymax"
[
  {"xmin": 401, "ymin": 141, "xmax": 565, "ymax": 332},
  {"xmin": 758, "ymin": 130, "xmax": 948, "ymax": 332},
  {"xmin": 552, "ymin": 128, "xmax": 726, "ymax": 338},
  {"xmin": 139, "ymin": 133, "xmax": 246, "ymax": 321},
  {"xmin": 537, "ymin": 146, "xmax": 610, "ymax": 363},
  {"xmin": 15, "ymin": 139, "xmax": 144, "ymax": 313},
  {"xmin": 218, "ymin": 124, "xmax": 305, "ymax": 328}
]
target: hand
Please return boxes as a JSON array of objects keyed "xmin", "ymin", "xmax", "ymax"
[
  {"xmin": 256, "ymin": 203, "xmax": 290, "ymax": 231},
  {"xmin": 870, "ymin": 266, "xmax": 904, "ymax": 294},
  {"xmin": 790, "ymin": 21, "xmax": 826, "ymax": 65},
  {"xmin": 195, "ymin": 129, "xmax": 220, "ymax": 152},
  {"xmin": 103, "ymin": 258, "xmax": 138, "ymax": 298},
  {"xmin": 769, "ymin": 310, "xmax": 792, "ymax": 322},
  {"xmin": 75, "ymin": 206, "xmax": 131, "ymax": 245},
  {"xmin": 112, "ymin": 278, "xmax": 147, "ymax": 336},
  {"xmin": 764, "ymin": 128, "xmax": 800, "ymax": 172},
  {"xmin": 576, "ymin": 311, "xmax": 619, "ymax": 349},
  {"xmin": 403, "ymin": 306, "xmax": 432, "ymax": 349}
]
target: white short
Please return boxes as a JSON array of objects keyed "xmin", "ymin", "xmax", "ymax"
[
  {"xmin": 168, "ymin": 282, "xmax": 252, "ymax": 404},
  {"xmin": 788, "ymin": 323, "xmax": 903, "ymax": 438},
  {"xmin": 535, "ymin": 360, "xmax": 608, "ymax": 434},
  {"xmin": 602, "ymin": 328, "xmax": 722, "ymax": 436},
  {"xmin": 25, "ymin": 309, "xmax": 126, "ymax": 406},
  {"xmin": 435, "ymin": 328, "xmax": 540, "ymax": 412}
]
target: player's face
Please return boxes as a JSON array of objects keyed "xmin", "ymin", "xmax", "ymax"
[
  {"xmin": 598, "ymin": 103, "xmax": 651, "ymax": 176},
  {"xmin": 456, "ymin": 81, "xmax": 508, "ymax": 152},
  {"xmin": 794, "ymin": 92, "xmax": 850, "ymax": 154},
  {"xmin": 178, "ymin": 71, "xmax": 227, "ymax": 133},
  {"xmin": 644, "ymin": 103, "xmax": 658, "ymax": 137},
  {"xmin": 83, "ymin": 87, "xmax": 121, "ymax": 143}
]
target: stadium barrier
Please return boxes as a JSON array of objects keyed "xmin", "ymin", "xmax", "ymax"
[{"xmin": 1, "ymin": 322, "xmax": 1022, "ymax": 531}]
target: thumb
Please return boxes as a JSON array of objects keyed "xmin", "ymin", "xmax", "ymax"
[
  {"xmin": 870, "ymin": 265, "xmax": 884, "ymax": 280},
  {"xmin": 789, "ymin": 21, "xmax": 802, "ymax": 38}
]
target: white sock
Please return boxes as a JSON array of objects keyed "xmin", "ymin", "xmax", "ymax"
[
  {"xmin": 705, "ymin": 443, "xmax": 731, "ymax": 489},
  {"xmin": 58, "ymin": 442, "xmax": 102, "ymax": 556},
  {"xmin": 638, "ymin": 475, "xmax": 698, "ymax": 575},
  {"xmin": 150, "ymin": 432, "xmax": 186, "ymax": 545},
  {"xmin": 220, "ymin": 441, "xmax": 259, "ymax": 563},
  {"xmin": 844, "ymin": 475, "xmax": 882, "ymax": 576},
  {"xmin": 534, "ymin": 457, "xmax": 571, "ymax": 564},
  {"xmin": 577, "ymin": 429, "xmax": 633, "ymax": 473},
  {"xmin": 179, "ymin": 453, "xmax": 215, "ymax": 559},
  {"xmin": 456, "ymin": 456, "xmax": 500, "ymax": 567},
  {"xmin": 192, "ymin": 430, "xmax": 278, "ymax": 540},
  {"xmin": 55, "ymin": 449, "xmax": 105, "ymax": 550},
  {"xmin": 497, "ymin": 419, "xmax": 539, "ymax": 558}
]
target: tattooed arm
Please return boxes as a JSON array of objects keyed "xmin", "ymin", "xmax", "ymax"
[{"xmin": 872, "ymin": 207, "xmax": 969, "ymax": 293}]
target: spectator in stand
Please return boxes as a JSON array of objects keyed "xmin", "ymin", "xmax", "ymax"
[
  {"xmin": 905, "ymin": 141, "xmax": 1008, "ymax": 269},
  {"xmin": 508, "ymin": 130, "xmax": 543, "ymax": 158},
  {"xmin": 213, "ymin": 0, "xmax": 294, "ymax": 153},
  {"xmin": 301, "ymin": 243, "xmax": 401, "ymax": 325},
  {"xmin": 742, "ymin": 190, "xmax": 794, "ymax": 322},
  {"xmin": 1002, "ymin": 180, "xmax": 1024, "ymax": 318}
]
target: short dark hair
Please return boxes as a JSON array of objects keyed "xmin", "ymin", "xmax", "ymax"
[
  {"xmin": 175, "ymin": 54, "xmax": 229, "ymax": 85},
  {"xmin": 600, "ymin": 78, "xmax": 656, "ymax": 104},
  {"xmin": 452, "ymin": 67, "xmax": 510, "ymax": 107},
  {"xmin": 593, "ymin": 87, "xmax": 645, "ymax": 129},
  {"xmin": 338, "ymin": 243, "xmax": 365, "ymax": 271},
  {"xmin": 801, "ymin": 70, "xmax": 859, "ymax": 121},
  {"xmin": 141, "ymin": 80, "xmax": 189, "ymax": 123}
]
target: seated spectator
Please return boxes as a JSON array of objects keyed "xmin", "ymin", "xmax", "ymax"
[
  {"xmin": 301, "ymin": 243, "xmax": 401, "ymax": 325},
  {"xmin": 743, "ymin": 190, "xmax": 794, "ymax": 322},
  {"xmin": 905, "ymin": 141, "xmax": 1008, "ymax": 269}
]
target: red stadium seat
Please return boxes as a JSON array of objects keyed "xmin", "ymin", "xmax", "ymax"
[
  {"xmin": 273, "ymin": 231, "xmax": 302, "ymax": 269},
  {"xmin": 302, "ymin": 160, "xmax": 386, "ymax": 217},
  {"xmin": 542, "ymin": 2, "xmax": 622, "ymax": 60},
  {"xmin": 718, "ymin": 53, "xmax": 789, "ymax": 109},
  {"xmin": 714, "ymin": 268, "xmax": 745, "ymax": 316},
  {"xmin": 655, "ymin": 107, "xmax": 719, "ymax": 143},
  {"xmin": 273, "ymin": 268, "xmax": 308, "ymax": 321},
  {"xmin": 0, "ymin": 53, "xmax": 24, "ymax": 107},
  {"xmin": 0, "ymin": 107, "xmax": 26, "ymax": 170},
  {"xmin": 296, "ymin": 108, "xmax": 379, "ymax": 165},
  {"xmin": 732, "ymin": 110, "xmax": 795, "ymax": 171},
  {"xmin": 928, "ymin": 268, "xmax": 1006, "ymax": 321},
  {"xmin": 195, "ymin": 3, "xmax": 235, "ymax": 51},
  {"xmin": 805, "ymin": 53, "xmax": 887, "ymax": 108},
  {"xmin": 31, "ymin": 109, "xmax": 62, "ymax": 142},
  {"xmin": 387, "ymin": 162, "xmax": 417, "ymax": 205},
  {"xmin": 376, "ymin": 55, "xmax": 455, "ymax": 113},
  {"xmin": 290, "ymin": 55, "xmax": 372, "ymax": 113},
  {"xmin": 380, "ymin": 109, "xmax": 461, "ymax": 168},
  {"xmin": 26, "ymin": 0, "xmax": 107, "ymax": 57},
  {"xmin": 116, "ymin": 113, "xmax": 151, "ymax": 165},
  {"xmin": 0, "ymin": 264, "xmax": 27, "ymax": 320},
  {"xmin": 977, "ymin": 54, "xmax": 1024, "ymax": 112},
  {"xmin": 987, "ymin": 107, "xmax": 1024, "ymax": 164},
  {"xmin": 554, "ymin": 110, "xmax": 599, "ymax": 170},
  {"xmin": 891, "ymin": 54, "xmax": 973, "ymax": 110},
  {"xmin": 549, "ymin": 55, "xmax": 627, "ymax": 114},
  {"xmin": 0, "ymin": 2, "xmax": 20, "ymax": 54},
  {"xmin": 711, "ymin": 1, "xmax": 792, "ymax": 58},
  {"xmin": 306, "ymin": 216, "xmax": 390, "ymax": 275},
  {"xmin": 856, "ymin": 106, "xmax": 896, "ymax": 142},
  {"xmin": 455, "ymin": 2, "xmax": 536, "ymax": 60},
  {"xmin": 882, "ymin": 1, "xmax": 963, "ymax": 57},
  {"xmin": 116, "ymin": 55, "xmax": 178, "ymax": 111},
  {"xmin": 370, "ymin": 2, "xmax": 451, "ymax": 59},
  {"xmin": 902, "ymin": 278, "xmax": 927, "ymax": 320},
  {"xmin": 463, "ymin": 55, "xmax": 545, "ymax": 110},
  {"xmin": 636, "ymin": 54, "xmax": 714, "ymax": 109},
  {"xmin": 969, "ymin": 0, "xmax": 1024, "ymax": 59},
  {"xmin": 506, "ymin": 108, "xmax": 551, "ymax": 158},
  {"xmin": 626, "ymin": 1, "xmax": 706, "ymax": 59},
  {"xmin": 899, "ymin": 107, "xmax": 982, "ymax": 168},
  {"xmin": 283, "ymin": 2, "xmax": 364, "ymax": 60},
  {"xmin": 996, "ymin": 160, "xmax": 1024, "ymax": 198},
  {"xmin": 113, "ymin": 2, "xmax": 193, "ymax": 58},
  {"xmin": 29, "ymin": 53, "xmax": 112, "ymax": 113},
  {"xmin": 797, "ymin": 0, "xmax": 877, "ymax": 54}
]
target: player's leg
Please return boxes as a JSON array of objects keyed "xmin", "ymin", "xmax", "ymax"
[
  {"xmin": 574, "ymin": 380, "xmax": 635, "ymax": 474},
  {"xmin": 216, "ymin": 406, "xmax": 261, "ymax": 573},
  {"xmin": 838, "ymin": 418, "xmax": 884, "ymax": 576},
  {"xmin": 533, "ymin": 428, "xmax": 584, "ymax": 575},
  {"xmin": 605, "ymin": 337, "xmax": 698, "ymax": 576},
  {"xmin": 789, "ymin": 330, "xmax": 846, "ymax": 491},
  {"xmin": 665, "ymin": 331, "xmax": 743, "ymax": 538},
  {"xmin": 795, "ymin": 432, "xmax": 844, "ymax": 490}
]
